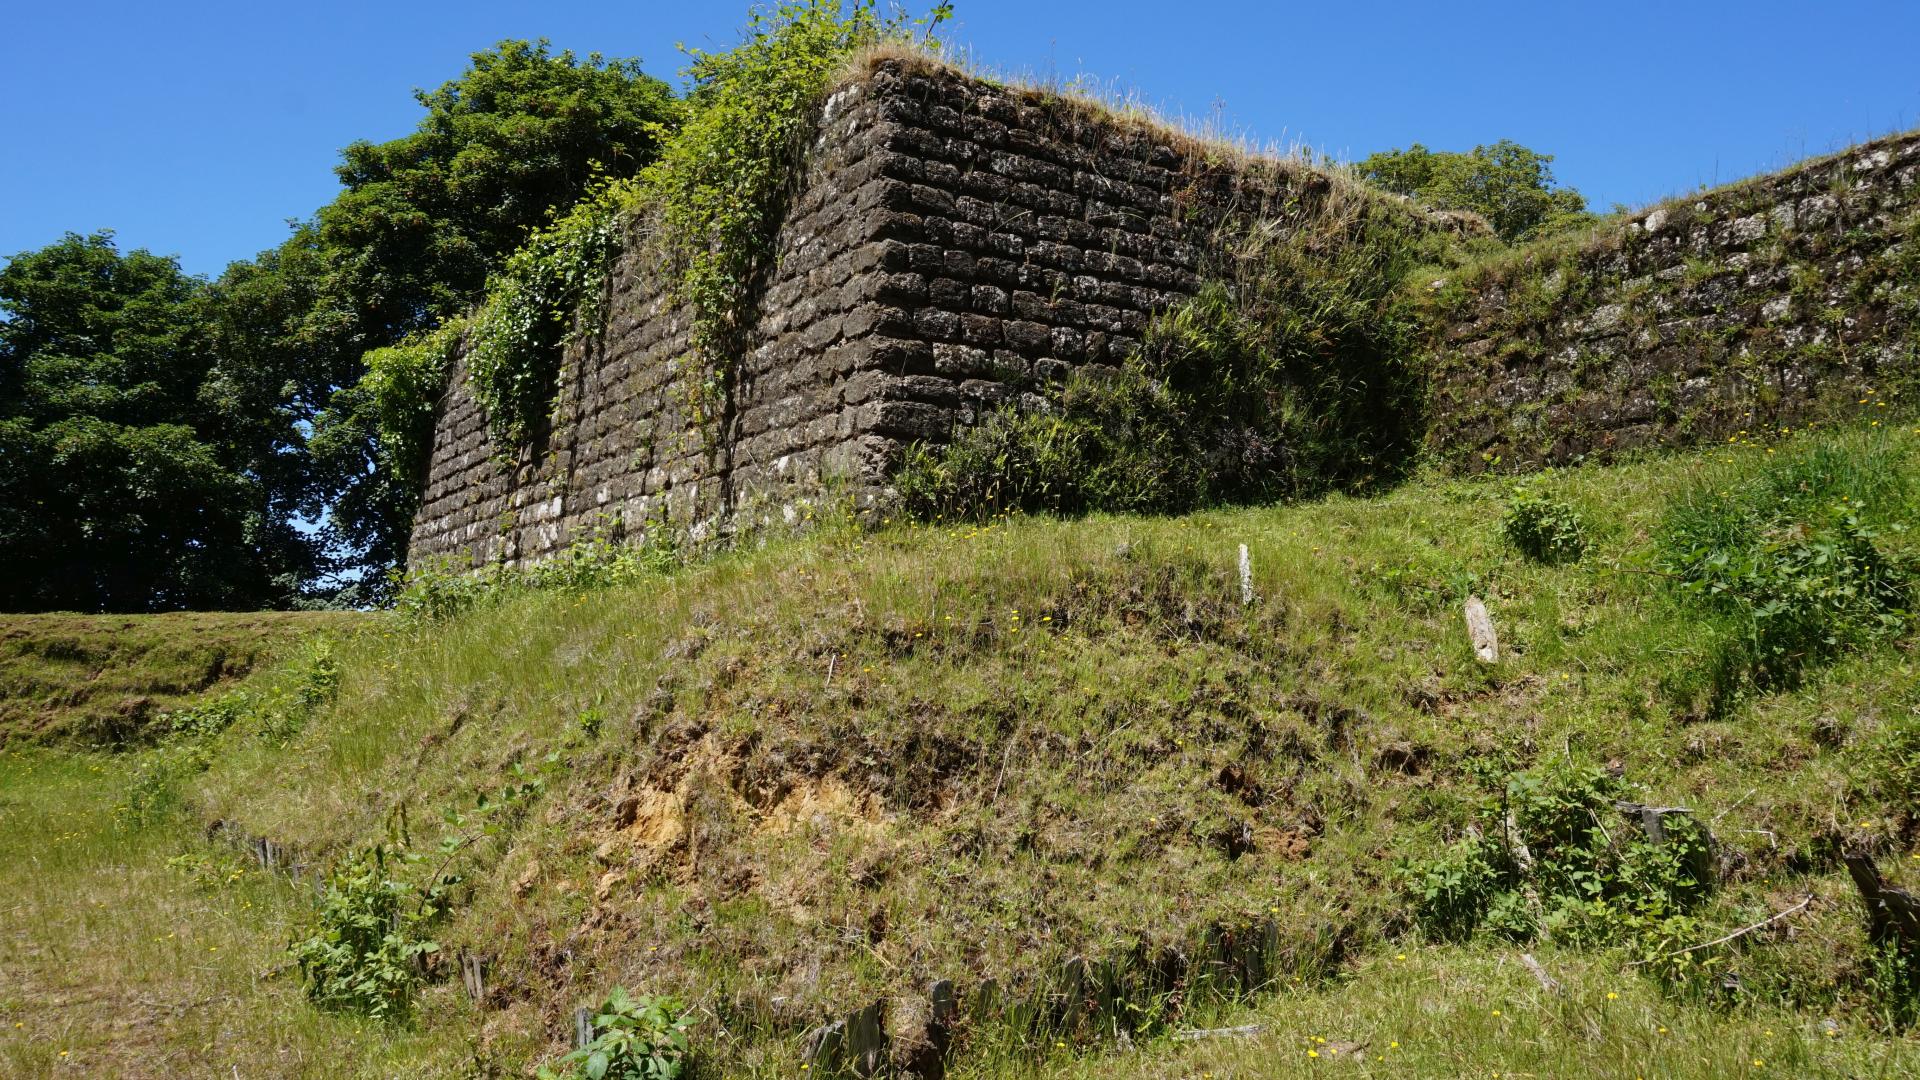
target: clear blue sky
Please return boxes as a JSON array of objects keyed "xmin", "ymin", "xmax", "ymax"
[{"xmin": 5, "ymin": 0, "xmax": 1917, "ymax": 279}]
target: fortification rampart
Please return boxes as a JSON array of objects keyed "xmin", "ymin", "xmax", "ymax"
[
  {"xmin": 409, "ymin": 58, "xmax": 1356, "ymax": 566},
  {"xmin": 1426, "ymin": 131, "xmax": 1920, "ymax": 469},
  {"xmin": 411, "ymin": 57, "xmax": 1920, "ymax": 566}
]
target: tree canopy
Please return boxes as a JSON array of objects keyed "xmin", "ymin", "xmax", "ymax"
[
  {"xmin": 1357, "ymin": 140, "xmax": 1592, "ymax": 243},
  {"xmin": 1, "ymin": 40, "xmax": 680, "ymax": 611},
  {"xmin": 0, "ymin": 232, "xmax": 314, "ymax": 611}
]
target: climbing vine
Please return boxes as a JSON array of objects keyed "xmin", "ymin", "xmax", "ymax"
[
  {"xmin": 467, "ymin": 180, "xmax": 630, "ymax": 448},
  {"xmin": 639, "ymin": 0, "xmax": 949, "ymax": 442},
  {"xmin": 453, "ymin": 1, "xmax": 950, "ymax": 455},
  {"xmin": 361, "ymin": 317, "xmax": 469, "ymax": 486}
]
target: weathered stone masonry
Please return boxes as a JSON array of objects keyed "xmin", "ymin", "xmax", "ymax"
[
  {"xmin": 412, "ymin": 56, "xmax": 1920, "ymax": 565},
  {"xmin": 410, "ymin": 58, "xmax": 1344, "ymax": 566},
  {"xmin": 1427, "ymin": 129, "xmax": 1920, "ymax": 470}
]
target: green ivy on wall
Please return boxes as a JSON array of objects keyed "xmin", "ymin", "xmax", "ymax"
[
  {"xmin": 449, "ymin": 1, "xmax": 950, "ymax": 456},
  {"xmin": 466, "ymin": 181, "xmax": 629, "ymax": 449}
]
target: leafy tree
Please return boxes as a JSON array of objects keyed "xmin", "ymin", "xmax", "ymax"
[
  {"xmin": 315, "ymin": 39, "xmax": 680, "ymax": 335},
  {"xmin": 211, "ymin": 40, "xmax": 681, "ymax": 597},
  {"xmin": 0, "ymin": 232, "xmax": 315, "ymax": 611},
  {"xmin": 1357, "ymin": 140, "xmax": 1592, "ymax": 243}
]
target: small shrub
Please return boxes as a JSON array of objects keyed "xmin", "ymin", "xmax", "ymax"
[
  {"xmin": 538, "ymin": 987, "xmax": 694, "ymax": 1080},
  {"xmin": 1402, "ymin": 763, "xmax": 1712, "ymax": 949},
  {"xmin": 1403, "ymin": 834, "xmax": 1512, "ymax": 941},
  {"xmin": 158, "ymin": 693, "xmax": 248, "ymax": 741},
  {"xmin": 290, "ymin": 844, "xmax": 442, "ymax": 1023},
  {"xmin": 121, "ymin": 741, "xmax": 213, "ymax": 825},
  {"xmin": 394, "ymin": 535, "xmax": 677, "ymax": 622},
  {"xmin": 391, "ymin": 559, "xmax": 494, "ymax": 622},
  {"xmin": 1657, "ymin": 433, "xmax": 1912, "ymax": 709},
  {"xmin": 1503, "ymin": 489, "xmax": 1588, "ymax": 563}
]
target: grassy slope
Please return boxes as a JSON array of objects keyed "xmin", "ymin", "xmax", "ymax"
[
  {"xmin": 0, "ymin": 610, "xmax": 358, "ymax": 746},
  {"xmin": 6, "ymin": 426, "xmax": 1920, "ymax": 1077},
  {"xmin": 0, "ymin": 750, "xmax": 459, "ymax": 1077}
]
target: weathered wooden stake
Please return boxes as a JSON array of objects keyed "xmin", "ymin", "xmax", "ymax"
[{"xmin": 1464, "ymin": 596, "xmax": 1499, "ymax": 663}]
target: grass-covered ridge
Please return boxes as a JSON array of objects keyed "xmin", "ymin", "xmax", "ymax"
[
  {"xmin": 0, "ymin": 610, "xmax": 357, "ymax": 746},
  {"xmin": 11, "ymin": 422, "xmax": 1919, "ymax": 1075}
]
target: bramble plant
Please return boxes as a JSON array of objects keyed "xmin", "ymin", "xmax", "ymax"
[
  {"xmin": 291, "ymin": 844, "xmax": 442, "ymax": 1023},
  {"xmin": 538, "ymin": 987, "xmax": 694, "ymax": 1080},
  {"xmin": 1401, "ymin": 762, "xmax": 1713, "ymax": 957},
  {"xmin": 1503, "ymin": 489, "xmax": 1589, "ymax": 564},
  {"xmin": 290, "ymin": 760, "xmax": 554, "ymax": 1023}
]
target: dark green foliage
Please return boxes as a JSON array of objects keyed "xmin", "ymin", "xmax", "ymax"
[
  {"xmin": 1503, "ymin": 489, "xmax": 1589, "ymax": 564},
  {"xmin": 0, "ymin": 232, "xmax": 319, "ymax": 611},
  {"xmin": 1657, "ymin": 431, "xmax": 1913, "ymax": 712},
  {"xmin": 899, "ymin": 192, "xmax": 1433, "ymax": 521},
  {"xmin": 1405, "ymin": 834, "xmax": 1513, "ymax": 942},
  {"xmin": 316, "ymin": 40, "xmax": 678, "ymax": 335},
  {"xmin": 642, "ymin": 0, "xmax": 946, "ymax": 439},
  {"xmin": 240, "ymin": 41, "xmax": 679, "ymax": 594},
  {"xmin": 1402, "ymin": 763, "xmax": 1712, "ymax": 948},
  {"xmin": 466, "ymin": 187, "xmax": 624, "ymax": 447},
  {"xmin": 290, "ymin": 844, "xmax": 441, "ymax": 1022},
  {"xmin": 1357, "ymin": 140, "xmax": 1593, "ymax": 243},
  {"xmin": 538, "ymin": 987, "xmax": 694, "ymax": 1080},
  {"xmin": 307, "ymin": 318, "xmax": 469, "ymax": 568}
]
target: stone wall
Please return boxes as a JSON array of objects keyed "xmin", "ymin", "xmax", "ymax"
[
  {"xmin": 1426, "ymin": 130, "xmax": 1920, "ymax": 470},
  {"xmin": 409, "ymin": 57, "xmax": 1363, "ymax": 566},
  {"xmin": 412, "ymin": 54, "xmax": 1920, "ymax": 566}
]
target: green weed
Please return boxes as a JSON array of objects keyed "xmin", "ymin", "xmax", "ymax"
[
  {"xmin": 538, "ymin": 988, "xmax": 694, "ymax": 1080},
  {"xmin": 1503, "ymin": 488, "xmax": 1590, "ymax": 564}
]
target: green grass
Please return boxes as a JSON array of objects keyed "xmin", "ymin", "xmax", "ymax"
[
  {"xmin": 0, "ymin": 610, "xmax": 358, "ymax": 746},
  {"xmin": 7, "ymin": 424, "xmax": 1920, "ymax": 1077},
  {"xmin": 0, "ymin": 749, "xmax": 465, "ymax": 1077},
  {"xmin": 966, "ymin": 944, "xmax": 1919, "ymax": 1079}
]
